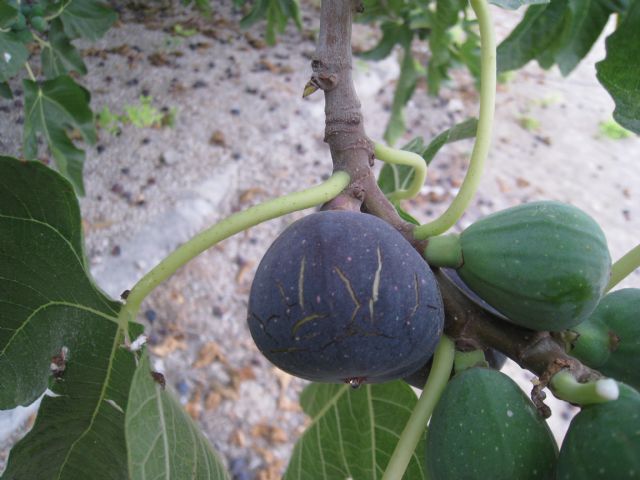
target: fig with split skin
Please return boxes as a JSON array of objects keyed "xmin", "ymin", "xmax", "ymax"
[{"xmin": 247, "ymin": 210, "xmax": 444, "ymax": 385}]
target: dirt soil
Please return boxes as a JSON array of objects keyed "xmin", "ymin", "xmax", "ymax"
[{"xmin": 1, "ymin": 1, "xmax": 639, "ymax": 478}]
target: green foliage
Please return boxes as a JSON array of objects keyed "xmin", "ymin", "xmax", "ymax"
[
  {"xmin": 284, "ymin": 382, "xmax": 427, "ymax": 479},
  {"xmin": 596, "ymin": 0, "xmax": 640, "ymax": 134},
  {"xmin": 0, "ymin": 0, "xmax": 117, "ymax": 194},
  {"xmin": 58, "ymin": 0, "xmax": 118, "ymax": 41},
  {"xmin": 497, "ymin": 0, "xmax": 639, "ymax": 134},
  {"xmin": 126, "ymin": 353, "xmax": 229, "ymax": 479},
  {"xmin": 97, "ymin": 97, "xmax": 177, "ymax": 134},
  {"xmin": 23, "ymin": 76, "xmax": 96, "ymax": 196},
  {"xmin": 40, "ymin": 19, "xmax": 87, "ymax": 78},
  {"xmin": 0, "ymin": 156, "xmax": 138, "ymax": 479},
  {"xmin": 0, "ymin": 156, "xmax": 229, "ymax": 479},
  {"xmin": 598, "ymin": 118, "xmax": 634, "ymax": 139},
  {"xmin": 239, "ymin": 0, "xmax": 303, "ymax": 45}
]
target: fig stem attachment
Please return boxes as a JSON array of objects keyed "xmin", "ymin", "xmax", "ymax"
[
  {"xmin": 423, "ymin": 233, "xmax": 463, "ymax": 268},
  {"xmin": 116, "ymin": 172, "xmax": 350, "ymax": 334},
  {"xmin": 373, "ymin": 142, "xmax": 427, "ymax": 202},
  {"xmin": 550, "ymin": 370, "xmax": 619, "ymax": 406},
  {"xmin": 381, "ymin": 335, "xmax": 455, "ymax": 480},
  {"xmin": 454, "ymin": 349, "xmax": 487, "ymax": 374},
  {"xmin": 607, "ymin": 243, "xmax": 640, "ymax": 291},
  {"xmin": 413, "ymin": 0, "xmax": 496, "ymax": 240}
]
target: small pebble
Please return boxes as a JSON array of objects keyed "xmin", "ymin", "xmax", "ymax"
[
  {"xmin": 176, "ymin": 379, "xmax": 190, "ymax": 396},
  {"xmin": 144, "ymin": 309, "xmax": 157, "ymax": 323}
]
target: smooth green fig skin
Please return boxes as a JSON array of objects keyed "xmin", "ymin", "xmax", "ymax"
[
  {"xmin": 459, "ymin": 201, "xmax": 611, "ymax": 331},
  {"xmin": 247, "ymin": 211, "xmax": 444, "ymax": 384},
  {"xmin": 426, "ymin": 368, "xmax": 558, "ymax": 480},
  {"xmin": 570, "ymin": 288, "xmax": 640, "ymax": 390},
  {"xmin": 557, "ymin": 383, "xmax": 640, "ymax": 479}
]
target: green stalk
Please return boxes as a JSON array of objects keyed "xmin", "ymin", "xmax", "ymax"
[
  {"xmin": 607, "ymin": 243, "xmax": 640, "ymax": 291},
  {"xmin": 117, "ymin": 172, "xmax": 350, "ymax": 332},
  {"xmin": 24, "ymin": 62, "xmax": 36, "ymax": 82},
  {"xmin": 374, "ymin": 142, "xmax": 427, "ymax": 202},
  {"xmin": 381, "ymin": 335, "xmax": 455, "ymax": 480},
  {"xmin": 414, "ymin": 0, "xmax": 496, "ymax": 240},
  {"xmin": 550, "ymin": 370, "xmax": 619, "ymax": 405}
]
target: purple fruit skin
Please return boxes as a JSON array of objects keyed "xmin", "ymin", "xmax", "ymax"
[{"xmin": 247, "ymin": 211, "xmax": 444, "ymax": 384}]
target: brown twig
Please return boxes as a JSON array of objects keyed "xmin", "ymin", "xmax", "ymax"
[{"xmin": 311, "ymin": 0, "xmax": 415, "ymax": 240}]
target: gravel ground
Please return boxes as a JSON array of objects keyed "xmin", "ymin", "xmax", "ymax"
[{"xmin": 1, "ymin": 1, "xmax": 639, "ymax": 478}]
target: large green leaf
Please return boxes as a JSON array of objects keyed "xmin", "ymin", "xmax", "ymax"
[
  {"xmin": 0, "ymin": 31, "xmax": 30, "ymax": 82},
  {"xmin": 497, "ymin": 0, "xmax": 569, "ymax": 72},
  {"xmin": 491, "ymin": 0, "xmax": 550, "ymax": 8},
  {"xmin": 0, "ymin": 156, "xmax": 138, "ymax": 479},
  {"xmin": 126, "ymin": 353, "xmax": 229, "ymax": 480},
  {"xmin": 41, "ymin": 19, "xmax": 87, "ymax": 78},
  {"xmin": 596, "ymin": 0, "xmax": 640, "ymax": 134},
  {"xmin": 23, "ymin": 76, "xmax": 96, "ymax": 195},
  {"xmin": 59, "ymin": 0, "xmax": 118, "ymax": 41},
  {"xmin": 554, "ymin": 0, "xmax": 613, "ymax": 75},
  {"xmin": 378, "ymin": 118, "xmax": 478, "ymax": 197},
  {"xmin": 358, "ymin": 22, "xmax": 413, "ymax": 61},
  {"xmin": 284, "ymin": 382, "xmax": 426, "ymax": 480},
  {"xmin": 0, "ymin": 2, "xmax": 18, "ymax": 29},
  {"xmin": 427, "ymin": 0, "xmax": 466, "ymax": 94},
  {"xmin": 384, "ymin": 48, "xmax": 418, "ymax": 146}
]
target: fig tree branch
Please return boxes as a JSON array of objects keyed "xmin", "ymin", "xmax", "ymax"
[
  {"xmin": 312, "ymin": 0, "xmax": 415, "ymax": 239},
  {"xmin": 435, "ymin": 269, "xmax": 602, "ymax": 415}
]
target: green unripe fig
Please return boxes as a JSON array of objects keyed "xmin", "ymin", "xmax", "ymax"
[
  {"xmin": 31, "ymin": 4, "xmax": 45, "ymax": 17},
  {"xmin": 19, "ymin": 4, "xmax": 32, "ymax": 16},
  {"xmin": 426, "ymin": 367, "xmax": 558, "ymax": 480},
  {"xmin": 557, "ymin": 383, "xmax": 640, "ymax": 479},
  {"xmin": 12, "ymin": 12, "xmax": 27, "ymax": 31},
  {"xmin": 425, "ymin": 201, "xmax": 611, "ymax": 331},
  {"xmin": 30, "ymin": 15, "xmax": 47, "ymax": 32},
  {"xmin": 568, "ymin": 288, "xmax": 640, "ymax": 390}
]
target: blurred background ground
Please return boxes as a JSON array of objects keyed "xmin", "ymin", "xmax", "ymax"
[{"xmin": 1, "ymin": 1, "xmax": 639, "ymax": 478}]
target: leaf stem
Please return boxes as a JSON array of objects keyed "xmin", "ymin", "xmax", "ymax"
[
  {"xmin": 116, "ymin": 172, "xmax": 350, "ymax": 332},
  {"xmin": 550, "ymin": 370, "xmax": 619, "ymax": 405},
  {"xmin": 606, "ymin": 243, "xmax": 640, "ymax": 291},
  {"xmin": 413, "ymin": 0, "xmax": 496, "ymax": 240},
  {"xmin": 381, "ymin": 335, "xmax": 455, "ymax": 480},
  {"xmin": 24, "ymin": 62, "xmax": 36, "ymax": 82},
  {"xmin": 44, "ymin": 0, "xmax": 71, "ymax": 22},
  {"xmin": 374, "ymin": 142, "xmax": 427, "ymax": 202},
  {"xmin": 31, "ymin": 32, "xmax": 51, "ymax": 49}
]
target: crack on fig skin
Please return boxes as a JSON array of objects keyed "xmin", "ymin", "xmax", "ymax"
[
  {"xmin": 250, "ymin": 312, "xmax": 280, "ymax": 343},
  {"xmin": 298, "ymin": 256, "xmax": 306, "ymax": 310},
  {"xmin": 291, "ymin": 313, "xmax": 328, "ymax": 336},
  {"xmin": 368, "ymin": 247, "xmax": 383, "ymax": 324},
  {"xmin": 333, "ymin": 266, "xmax": 362, "ymax": 324},
  {"xmin": 275, "ymin": 280, "xmax": 297, "ymax": 308}
]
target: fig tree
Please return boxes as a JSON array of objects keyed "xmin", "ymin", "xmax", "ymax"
[{"xmin": 247, "ymin": 211, "xmax": 444, "ymax": 385}]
